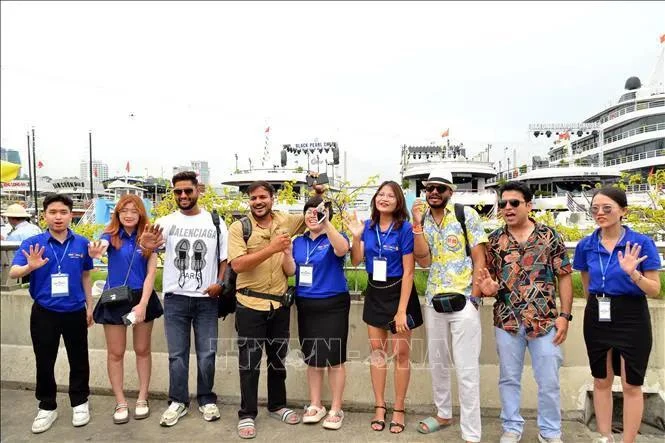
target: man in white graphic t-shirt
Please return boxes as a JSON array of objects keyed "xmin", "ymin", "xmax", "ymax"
[{"xmin": 141, "ymin": 171, "xmax": 228, "ymax": 427}]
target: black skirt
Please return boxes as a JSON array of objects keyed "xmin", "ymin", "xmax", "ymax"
[
  {"xmin": 93, "ymin": 289, "xmax": 164, "ymax": 325},
  {"xmin": 583, "ymin": 294, "xmax": 652, "ymax": 386},
  {"xmin": 362, "ymin": 275, "xmax": 423, "ymax": 331},
  {"xmin": 296, "ymin": 292, "xmax": 350, "ymax": 367}
]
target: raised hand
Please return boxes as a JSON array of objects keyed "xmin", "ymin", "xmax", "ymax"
[
  {"xmin": 22, "ymin": 244, "xmax": 50, "ymax": 271},
  {"xmin": 347, "ymin": 211, "xmax": 365, "ymax": 238},
  {"xmin": 617, "ymin": 241, "xmax": 648, "ymax": 277},
  {"xmin": 88, "ymin": 240, "xmax": 108, "ymax": 259},
  {"xmin": 411, "ymin": 199, "xmax": 427, "ymax": 226},
  {"xmin": 140, "ymin": 224, "xmax": 165, "ymax": 250},
  {"xmin": 476, "ymin": 268, "xmax": 500, "ymax": 297}
]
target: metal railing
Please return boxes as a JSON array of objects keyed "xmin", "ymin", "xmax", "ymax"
[
  {"xmin": 603, "ymin": 149, "xmax": 665, "ymax": 167},
  {"xmin": 597, "ymin": 99, "xmax": 665, "ymax": 124}
]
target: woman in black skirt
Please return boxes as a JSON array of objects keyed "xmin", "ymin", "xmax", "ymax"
[
  {"xmin": 573, "ymin": 187, "xmax": 661, "ymax": 443},
  {"xmin": 282, "ymin": 196, "xmax": 350, "ymax": 430},
  {"xmin": 348, "ymin": 181, "xmax": 423, "ymax": 434},
  {"xmin": 88, "ymin": 194, "xmax": 163, "ymax": 424}
]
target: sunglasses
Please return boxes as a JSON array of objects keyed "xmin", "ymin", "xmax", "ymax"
[
  {"xmin": 590, "ymin": 205, "xmax": 615, "ymax": 215},
  {"xmin": 425, "ymin": 184, "xmax": 450, "ymax": 193},
  {"xmin": 498, "ymin": 199, "xmax": 525, "ymax": 209},
  {"xmin": 173, "ymin": 188, "xmax": 195, "ymax": 196}
]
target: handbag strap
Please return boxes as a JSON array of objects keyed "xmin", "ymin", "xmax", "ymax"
[{"xmin": 104, "ymin": 238, "xmax": 137, "ymax": 289}]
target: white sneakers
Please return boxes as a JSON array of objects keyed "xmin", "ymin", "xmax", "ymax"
[
  {"xmin": 72, "ymin": 402, "xmax": 91, "ymax": 427},
  {"xmin": 538, "ymin": 434, "xmax": 564, "ymax": 443},
  {"xmin": 198, "ymin": 403, "xmax": 221, "ymax": 422},
  {"xmin": 159, "ymin": 402, "xmax": 188, "ymax": 427},
  {"xmin": 31, "ymin": 409, "xmax": 58, "ymax": 433},
  {"xmin": 500, "ymin": 431, "xmax": 522, "ymax": 443}
]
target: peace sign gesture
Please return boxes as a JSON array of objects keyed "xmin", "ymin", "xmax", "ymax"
[
  {"xmin": 22, "ymin": 243, "xmax": 50, "ymax": 271},
  {"xmin": 476, "ymin": 267, "xmax": 500, "ymax": 297},
  {"xmin": 617, "ymin": 241, "xmax": 648, "ymax": 277}
]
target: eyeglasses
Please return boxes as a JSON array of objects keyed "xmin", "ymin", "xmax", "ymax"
[
  {"xmin": 173, "ymin": 188, "xmax": 195, "ymax": 196},
  {"xmin": 304, "ymin": 208, "xmax": 319, "ymax": 216},
  {"xmin": 498, "ymin": 199, "xmax": 526, "ymax": 209},
  {"xmin": 426, "ymin": 184, "xmax": 450, "ymax": 193},
  {"xmin": 590, "ymin": 205, "xmax": 616, "ymax": 215}
]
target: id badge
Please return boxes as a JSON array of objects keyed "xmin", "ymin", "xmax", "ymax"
[
  {"xmin": 51, "ymin": 273, "xmax": 69, "ymax": 297},
  {"xmin": 598, "ymin": 296, "xmax": 611, "ymax": 322},
  {"xmin": 373, "ymin": 257, "xmax": 387, "ymax": 282},
  {"xmin": 299, "ymin": 264, "xmax": 313, "ymax": 287}
]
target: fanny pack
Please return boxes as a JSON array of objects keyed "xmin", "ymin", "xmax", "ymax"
[
  {"xmin": 431, "ymin": 293, "xmax": 467, "ymax": 313},
  {"xmin": 99, "ymin": 242, "xmax": 138, "ymax": 306},
  {"xmin": 238, "ymin": 287, "xmax": 295, "ymax": 308}
]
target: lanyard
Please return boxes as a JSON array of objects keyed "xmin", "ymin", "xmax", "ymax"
[
  {"xmin": 597, "ymin": 227, "xmax": 626, "ymax": 294},
  {"xmin": 375, "ymin": 222, "xmax": 394, "ymax": 258},
  {"xmin": 305, "ymin": 236, "xmax": 327, "ymax": 265},
  {"xmin": 49, "ymin": 237, "xmax": 71, "ymax": 274}
]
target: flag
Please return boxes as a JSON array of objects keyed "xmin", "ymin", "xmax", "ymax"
[
  {"xmin": 93, "ymin": 166, "xmax": 98, "ymax": 177},
  {"xmin": 37, "ymin": 160, "xmax": 44, "ymax": 168},
  {"xmin": 265, "ymin": 126, "xmax": 270, "ymax": 133},
  {"xmin": 649, "ymin": 166, "xmax": 655, "ymax": 178},
  {"xmin": 441, "ymin": 128, "xmax": 449, "ymax": 138},
  {"xmin": 0, "ymin": 161, "xmax": 20, "ymax": 183},
  {"xmin": 660, "ymin": 33, "xmax": 665, "ymax": 44},
  {"xmin": 558, "ymin": 132, "xmax": 570, "ymax": 140},
  {"xmin": 125, "ymin": 161, "xmax": 130, "ymax": 173}
]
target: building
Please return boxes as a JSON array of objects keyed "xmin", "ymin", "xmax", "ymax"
[
  {"xmin": 173, "ymin": 160, "xmax": 210, "ymax": 185},
  {"xmin": 1, "ymin": 147, "xmax": 22, "ymax": 176},
  {"xmin": 80, "ymin": 160, "xmax": 109, "ymax": 186}
]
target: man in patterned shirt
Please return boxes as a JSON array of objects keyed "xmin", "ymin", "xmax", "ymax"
[
  {"xmin": 478, "ymin": 181, "xmax": 572, "ymax": 443},
  {"xmin": 412, "ymin": 168, "xmax": 487, "ymax": 443}
]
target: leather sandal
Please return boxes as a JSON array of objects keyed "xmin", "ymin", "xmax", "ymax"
[
  {"xmin": 389, "ymin": 409, "xmax": 406, "ymax": 434},
  {"xmin": 370, "ymin": 404, "xmax": 386, "ymax": 431}
]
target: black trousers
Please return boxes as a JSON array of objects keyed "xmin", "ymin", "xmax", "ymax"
[
  {"xmin": 30, "ymin": 303, "xmax": 90, "ymax": 410},
  {"xmin": 235, "ymin": 303, "xmax": 290, "ymax": 420}
]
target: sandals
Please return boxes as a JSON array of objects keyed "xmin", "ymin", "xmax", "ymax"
[
  {"xmin": 417, "ymin": 416, "xmax": 452, "ymax": 434},
  {"xmin": 302, "ymin": 405, "xmax": 327, "ymax": 424},
  {"xmin": 370, "ymin": 404, "xmax": 386, "ymax": 431},
  {"xmin": 390, "ymin": 409, "xmax": 406, "ymax": 434},
  {"xmin": 237, "ymin": 418, "xmax": 256, "ymax": 439},
  {"xmin": 269, "ymin": 407, "xmax": 301, "ymax": 425},
  {"xmin": 322, "ymin": 409, "xmax": 344, "ymax": 430},
  {"xmin": 113, "ymin": 403, "xmax": 129, "ymax": 424},
  {"xmin": 134, "ymin": 400, "xmax": 150, "ymax": 420}
]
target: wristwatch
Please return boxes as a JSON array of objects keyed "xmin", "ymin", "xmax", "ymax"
[{"xmin": 559, "ymin": 312, "xmax": 573, "ymax": 321}]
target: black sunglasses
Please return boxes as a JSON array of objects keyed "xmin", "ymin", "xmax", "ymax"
[
  {"xmin": 498, "ymin": 199, "xmax": 525, "ymax": 209},
  {"xmin": 173, "ymin": 188, "xmax": 195, "ymax": 196},
  {"xmin": 425, "ymin": 184, "xmax": 450, "ymax": 193}
]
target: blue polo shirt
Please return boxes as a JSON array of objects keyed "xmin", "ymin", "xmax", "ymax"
[
  {"xmin": 13, "ymin": 229, "xmax": 94, "ymax": 312},
  {"xmin": 293, "ymin": 232, "xmax": 349, "ymax": 298},
  {"xmin": 361, "ymin": 219, "xmax": 414, "ymax": 277},
  {"xmin": 101, "ymin": 230, "xmax": 149, "ymax": 291},
  {"xmin": 573, "ymin": 226, "xmax": 661, "ymax": 297}
]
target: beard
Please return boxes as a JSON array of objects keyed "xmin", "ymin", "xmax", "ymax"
[
  {"xmin": 177, "ymin": 196, "xmax": 198, "ymax": 210},
  {"xmin": 427, "ymin": 196, "xmax": 450, "ymax": 209}
]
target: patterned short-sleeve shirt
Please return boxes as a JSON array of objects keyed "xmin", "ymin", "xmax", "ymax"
[
  {"xmin": 486, "ymin": 220, "xmax": 572, "ymax": 338},
  {"xmin": 424, "ymin": 204, "xmax": 487, "ymax": 303}
]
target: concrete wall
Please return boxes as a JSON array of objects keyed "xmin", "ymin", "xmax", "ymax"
[{"xmin": 2, "ymin": 290, "xmax": 663, "ymax": 415}]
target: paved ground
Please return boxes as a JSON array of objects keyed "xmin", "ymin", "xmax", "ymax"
[{"xmin": 0, "ymin": 388, "xmax": 661, "ymax": 442}]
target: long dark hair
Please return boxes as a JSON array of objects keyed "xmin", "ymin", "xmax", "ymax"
[{"xmin": 370, "ymin": 180, "xmax": 409, "ymax": 230}]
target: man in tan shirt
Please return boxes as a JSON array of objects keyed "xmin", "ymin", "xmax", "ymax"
[{"xmin": 228, "ymin": 180, "xmax": 324, "ymax": 439}]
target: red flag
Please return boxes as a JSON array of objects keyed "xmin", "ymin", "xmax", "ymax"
[
  {"xmin": 649, "ymin": 166, "xmax": 655, "ymax": 177},
  {"xmin": 37, "ymin": 160, "xmax": 44, "ymax": 168},
  {"xmin": 125, "ymin": 161, "xmax": 130, "ymax": 173},
  {"xmin": 660, "ymin": 34, "xmax": 665, "ymax": 44},
  {"xmin": 265, "ymin": 126, "xmax": 270, "ymax": 133},
  {"xmin": 93, "ymin": 166, "xmax": 98, "ymax": 177},
  {"xmin": 558, "ymin": 132, "xmax": 570, "ymax": 140},
  {"xmin": 441, "ymin": 128, "xmax": 449, "ymax": 137}
]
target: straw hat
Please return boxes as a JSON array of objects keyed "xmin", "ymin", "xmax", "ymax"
[{"xmin": 1, "ymin": 203, "xmax": 31, "ymax": 218}]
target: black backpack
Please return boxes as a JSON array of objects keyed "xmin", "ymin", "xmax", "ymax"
[
  {"xmin": 211, "ymin": 210, "xmax": 251, "ymax": 319},
  {"xmin": 422, "ymin": 203, "xmax": 470, "ymax": 256}
]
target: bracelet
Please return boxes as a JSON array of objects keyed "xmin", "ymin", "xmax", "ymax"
[
  {"xmin": 412, "ymin": 230, "xmax": 424, "ymax": 235},
  {"xmin": 632, "ymin": 271, "xmax": 643, "ymax": 283}
]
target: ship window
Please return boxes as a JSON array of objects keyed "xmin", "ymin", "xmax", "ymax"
[{"xmin": 619, "ymin": 92, "xmax": 636, "ymax": 103}]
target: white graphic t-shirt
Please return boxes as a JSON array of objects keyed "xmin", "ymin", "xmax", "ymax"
[{"xmin": 158, "ymin": 209, "xmax": 228, "ymax": 297}]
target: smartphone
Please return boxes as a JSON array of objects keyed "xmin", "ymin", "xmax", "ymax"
[
  {"xmin": 387, "ymin": 314, "xmax": 415, "ymax": 334},
  {"xmin": 121, "ymin": 311, "xmax": 136, "ymax": 326},
  {"xmin": 306, "ymin": 173, "xmax": 329, "ymax": 187},
  {"xmin": 314, "ymin": 201, "xmax": 332, "ymax": 224}
]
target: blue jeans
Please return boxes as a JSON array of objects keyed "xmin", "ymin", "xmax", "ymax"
[
  {"xmin": 164, "ymin": 293, "xmax": 218, "ymax": 407},
  {"xmin": 495, "ymin": 326, "xmax": 563, "ymax": 439}
]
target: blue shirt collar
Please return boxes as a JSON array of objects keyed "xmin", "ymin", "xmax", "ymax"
[
  {"xmin": 119, "ymin": 228, "xmax": 137, "ymax": 240},
  {"xmin": 589, "ymin": 225, "xmax": 632, "ymax": 250},
  {"xmin": 43, "ymin": 228, "xmax": 74, "ymax": 243}
]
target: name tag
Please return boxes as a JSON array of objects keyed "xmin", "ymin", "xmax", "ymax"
[
  {"xmin": 299, "ymin": 264, "xmax": 313, "ymax": 287},
  {"xmin": 51, "ymin": 273, "xmax": 69, "ymax": 297},
  {"xmin": 598, "ymin": 296, "xmax": 611, "ymax": 322},
  {"xmin": 373, "ymin": 257, "xmax": 387, "ymax": 282}
]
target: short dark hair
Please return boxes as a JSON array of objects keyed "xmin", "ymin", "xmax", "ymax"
[
  {"xmin": 499, "ymin": 181, "xmax": 533, "ymax": 203},
  {"xmin": 592, "ymin": 186, "xmax": 627, "ymax": 208},
  {"xmin": 247, "ymin": 181, "xmax": 275, "ymax": 197},
  {"xmin": 303, "ymin": 195, "xmax": 334, "ymax": 219},
  {"xmin": 43, "ymin": 193, "xmax": 73, "ymax": 211},
  {"xmin": 172, "ymin": 171, "xmax": 198, "ymax": 186}
]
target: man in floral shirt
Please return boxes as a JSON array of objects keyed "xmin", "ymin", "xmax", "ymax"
[{"xmin": 479, "ymin": 181, "xmax": 573, "ymax": 443}]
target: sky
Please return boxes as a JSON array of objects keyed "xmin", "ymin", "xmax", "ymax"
[{"xmin": 1, "ymin": 1, "xmax": 664, "ymax": 185}]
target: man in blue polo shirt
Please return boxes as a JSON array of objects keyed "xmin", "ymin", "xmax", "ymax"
[{"xmin": 10, "ymin": 194, "xmax": 94, "ymax": 434}]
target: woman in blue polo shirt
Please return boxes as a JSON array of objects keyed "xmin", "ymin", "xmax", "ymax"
[
  {"xmin": 348, "ymin": 180, "xmax": 423, "ymax": 434},
  {"xmin": 282, "ymin": 196, "xmax": 350, "ymax": 430},
  {"xmin": 573, "ymin": 187, "xmax": 661, "ymax": 443},
  {"xmin": 89, "ymin": 194, "xmax": 163, "ymax": 425}
]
